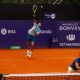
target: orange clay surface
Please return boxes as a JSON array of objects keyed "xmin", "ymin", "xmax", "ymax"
[{"xmin": 0, "ymin": 49, "xmax": 79, "ymax": 74}]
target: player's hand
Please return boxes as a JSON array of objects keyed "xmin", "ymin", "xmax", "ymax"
[{"xmin": 34, "ymin": 34, "xmax": 38, "ymax": 37}]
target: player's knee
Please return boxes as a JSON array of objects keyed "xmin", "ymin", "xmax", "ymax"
[
  {"xmin": 68, "ymin": 66, "xmax": 74, "ymax": 73},
  {"xmin": 27, "ymin": 41, "xmax": 29, "ymax": 45},
  {"xmin": 31, "ymin": 42, "xmax": 35, "ymax": 46}
]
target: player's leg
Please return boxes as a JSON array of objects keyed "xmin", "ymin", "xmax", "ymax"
[
  {"xmin": 26, "ymin": 34, "xmax": 31, "ymax": 56},
  {"xmin": 30, "ymin": 35, "xmax": 36, "ymax": 52},
  {"xmin": 27, "ymin": 42, "xmax": 35, "ymax": 58},
  {"xmin": 26, "ymin": 41, "xmax": 30, "ymax": 56},
  {"xmin": 31, "ymin": 41, "xmax": 35, "ymax": 51},
  {"xmin": 28, "ymin": 35, "xmax": 36, "ymax": 58}
]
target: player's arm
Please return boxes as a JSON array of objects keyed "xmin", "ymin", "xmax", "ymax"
[
  {"xmin": 33, "ymin": 30, "xmax": 39, "ymax": 36},
  {"xmin": 33, "ymin": 16, "xmax": 37, "ymax": 26},
  {"xmin": 32, "ymin": 19, "xmax": 38, "ymax": 36},
  {"xmin": 75, "ymin": 62, "xmax": 80, "ymax": 69}
]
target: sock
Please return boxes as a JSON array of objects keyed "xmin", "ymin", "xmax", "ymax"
[
  {"xmin": 26, "ymin": 50, "xmax": 30, "ymax": 56},
  {"xmin": 28, "ymin": 51, "xmax": 32, "ymax": 57},
  {"xmin": 29, "ymin": 51, "xmax": 32, "ymax": 55}
]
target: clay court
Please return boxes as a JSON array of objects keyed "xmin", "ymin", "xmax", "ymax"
[{"xmin": 0, "ymin": 48, "xmax": 79, "ymax": 74}]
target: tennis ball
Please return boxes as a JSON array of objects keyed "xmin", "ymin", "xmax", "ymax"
[{"xmin": 41, "ymin": 6, "xmax": 43, "ymax": 8}]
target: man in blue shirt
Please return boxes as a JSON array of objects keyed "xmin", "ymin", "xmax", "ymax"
[
  {"xmin": 26, "ymin": 19, "xmax": 41, "ymax": 58},
  {"xmin": 68, "ymin": 57, "xmax": 80, "ymax": 72}
]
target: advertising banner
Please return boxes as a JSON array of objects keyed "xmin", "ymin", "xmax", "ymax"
[{"xmin": 0, "ymin": 20, "xmax": 80, "ymax": 48}]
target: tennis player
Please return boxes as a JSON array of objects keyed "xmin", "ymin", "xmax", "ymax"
[
  {"xmin": 68, "ymin": 57, "xmax": 80, "ymax": 73},
  {"xmin": 26, "ymin": 19, "xmax": 41, "ymax": 58}
]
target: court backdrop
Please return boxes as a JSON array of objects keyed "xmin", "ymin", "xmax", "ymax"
[{"xmin": 0, "ymin": 4, "xmax": 80, "ymax": 49}]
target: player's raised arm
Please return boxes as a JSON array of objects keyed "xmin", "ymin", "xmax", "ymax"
[{"xmin": 33, "ymin": 16, "xmax": 37, "ymax": 26}]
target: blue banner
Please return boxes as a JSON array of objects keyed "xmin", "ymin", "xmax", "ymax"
[
  {"xmin": 0, "ymin": 20, "xmax": 80, "ymax": 48},
  {"xmin": 56, "ymin": 21, "xmax": 80, "ymax": 47}
]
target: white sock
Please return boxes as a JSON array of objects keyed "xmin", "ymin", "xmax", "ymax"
[
  {"xmin": 26, "ymin": 50, "xmax": 30, "ymax": 56},
  {"xmin": 28, "ymin": 51, "xmax": 32, "ymax": 58}
]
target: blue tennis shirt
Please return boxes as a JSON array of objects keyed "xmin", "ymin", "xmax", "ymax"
[{"xmin": 70, "ymin": 58, "xmax": 80, "ymax": 70}]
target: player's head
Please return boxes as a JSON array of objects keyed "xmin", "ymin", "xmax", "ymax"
[{"xmin": 38, "ymin": 22, "xmax": 41, "ymax": 27}]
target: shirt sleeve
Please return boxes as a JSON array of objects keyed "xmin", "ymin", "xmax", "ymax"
[
  {"xmin": 75, "ymin": 58, "xmax": 79, "ymax": 63},
  {"xmin": 31, "ymin": 26, "xmax": 36, "ymax": 30},
  {"xmin": 33, "ymin": 19, "xmax": 37, "ymax": 26}
]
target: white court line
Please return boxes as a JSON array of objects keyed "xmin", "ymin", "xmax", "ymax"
[{"xmin": 3, "ymin": 73, "xmax": 80, "ymax": 77}]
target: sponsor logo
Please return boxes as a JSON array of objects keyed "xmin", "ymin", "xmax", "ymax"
[
  {"xmin": 40, "ymin": 30, "xmax": 52, "ymax": 34},
  {"xmin": 45, "ymin": 13, "xmax": 55, "ymax": 19},
  {"xmin": 1, "ymin": 28, "xmax": 7, "ymax": 35},
  {"xmin": 51, "ymin": 14, "xmax": 55, "ymax": 19},
  {"xmin": 52, "ymin": 37, "xmax": 59, "ymax": 42},
  {"xmin": 59, "ymin": 43, "xmax": 80, "ymax": 47},
  {"xmin": 66, "ymin": 34, "xmax": 75, "ymax": 41},
  {"xmin": 59, "ymin": 26, "xmax": 80, "ymax": 31},
  {"xmin": 59, "ymin": 23, "xmax": 80, "ymax": 31},
  {"xmin": 0, "ymin": 28, "xmax": 16, "ymax": 35}
]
